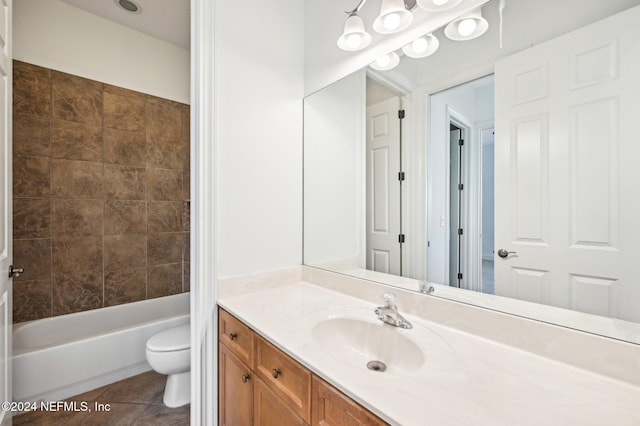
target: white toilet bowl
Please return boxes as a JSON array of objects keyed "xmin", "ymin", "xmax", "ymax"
[{"xmin": 146, "ymin": 324, "xmax": 190, "ymax": 408}]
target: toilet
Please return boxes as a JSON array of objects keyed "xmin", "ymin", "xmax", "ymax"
[{"xmin": 146, "ymin": 324, "xmax": 190, "ymax": 408}]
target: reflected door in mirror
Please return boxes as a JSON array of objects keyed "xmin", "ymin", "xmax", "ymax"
[{"xmin": 494, "ymin": 7, "xmax": 640, "ymax": 322}]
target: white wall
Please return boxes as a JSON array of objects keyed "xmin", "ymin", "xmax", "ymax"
[
  {"xmin": 214, "ymin": 0, "xmax": 303, "ymax": 278},
  {"xmin": 304, "ymin": 71, "xmax": 366, "ymax": 267},
  {"xmin": 14, "ymin": 0, "xmax": 189, "ymax": 103}
]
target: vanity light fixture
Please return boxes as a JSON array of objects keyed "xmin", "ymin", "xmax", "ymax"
[
  {"xmin": 337, "ymin": 0, "xmax": 492, "ymax": 65},
  {"xmin": 444, "ymin": 7, "xmax": 489, "ymax": 41},
  {"xmin": 402, "ymin": 33, "xmax": 439, "ymax": 58},
  {"xmin": 416, "ymin": 0, "xmax": 463, "ymax": 12},
  {"xmin": 337, "ymin": 12, "xmax": 373, "ymax": 51},
  {"xmin": 369, "ymin": 52, "xmax": 401, "ymax": 71},
  {"xmin": 373, "ymin": 0, "xmax": 414, "ymax": 34}
]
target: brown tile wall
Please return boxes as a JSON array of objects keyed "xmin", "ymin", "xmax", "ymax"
[{"xmin": 12, "ymin": 60, "xmax": 190, "ymax": 323}]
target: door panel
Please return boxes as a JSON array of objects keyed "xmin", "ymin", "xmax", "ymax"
[
  {"xmin": 495, "ymin": 5, "xmax": 640, "ymax": 321},
  {"xmin": 366, "ymin": 97, "xmax": 401, "ymax": 275},
  {"xmin": 511, "ymin": 115, "xmax": 549, "ymax": 244}
]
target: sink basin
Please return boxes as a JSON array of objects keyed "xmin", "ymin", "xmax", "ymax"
[
  {"xmin": 308, "ymin": 309, "xmax": 453, "ymax": 375},
  {"xmin": 311, "ymin": 316, "xmax": 425, "ymax": 374}
]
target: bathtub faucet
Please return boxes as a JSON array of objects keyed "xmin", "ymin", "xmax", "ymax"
[{"xmin": 374, "ymin": 293, "xmax": 412, "ymax": 329}]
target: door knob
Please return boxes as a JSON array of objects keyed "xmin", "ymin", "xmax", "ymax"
[{"xmin": 497, "ymin": 249, "xmax": 516, "ymax": 258}]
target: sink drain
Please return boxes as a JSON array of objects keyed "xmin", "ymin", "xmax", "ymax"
[{"xmin": 366, "ymin": 360, "xmax": 387, "ymax": 372}]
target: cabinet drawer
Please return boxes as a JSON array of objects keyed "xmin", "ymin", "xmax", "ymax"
[
  {"xmin": 254, "ymin": 335, "xmax": 311, "ymax": 423},
  {"xmin": 219, "ymin": 307, "xmax": 254, "ymax": 367},
  {"xmin": 312, "ymin": 376, "xmax": 388, "ymax": 426}
]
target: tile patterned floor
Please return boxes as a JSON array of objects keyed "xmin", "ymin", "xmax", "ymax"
[{"xmin": 13, "ymin": 371, "xmax": 189, "ymax": 425}]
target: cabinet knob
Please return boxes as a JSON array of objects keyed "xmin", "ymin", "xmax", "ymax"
[
  {"xmin": 272, "ymin": 368, "xmax": 281, "ymax": 379},
  {"xmin": 242, "ymin": 374, "xmax": 250, "ymax": 383},
  {"xmin": 229, "ymin": 332, "xmax": 238, "ymax": 341}
]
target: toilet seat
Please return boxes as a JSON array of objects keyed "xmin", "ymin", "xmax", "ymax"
[{"xmin": 147, "ymin": 324, "xmax": 190, "ymax": 352}]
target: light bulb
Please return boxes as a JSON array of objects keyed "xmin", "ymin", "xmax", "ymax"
[
  {"xmin": 346, "ymin": 33, "xmax": 362, "ymax": 49},
  {"xmin": 383, "ymin": 13, "xmax": 401, "ymax": 31},
  {"xmin": 411, "ymin": 37, "xmax": 428, "ymax": 53},
  {"xmin": 432, "ymin": 0, "xmax": 449, "ymax": 5},
  {"xmin": 458, "ymin": 18, "xmax": 477, "ymax": 36},
  {"xmin": 376, "ymin": 55, "xmax": 392, "ymax": 68}
]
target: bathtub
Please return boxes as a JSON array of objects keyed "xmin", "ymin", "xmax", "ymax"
[{"xmin": 13, "ymin": 293, "xmax": 189, "ymax": 403}]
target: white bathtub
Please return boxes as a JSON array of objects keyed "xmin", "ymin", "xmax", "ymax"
[{"xmin": 13, "ymin": 293, "xmax": 189, "ymax": 403}]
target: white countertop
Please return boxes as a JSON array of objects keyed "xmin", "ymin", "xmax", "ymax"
[{"xmin": 218, "ymin": 281, "xmax": 640, "ymax": 426}]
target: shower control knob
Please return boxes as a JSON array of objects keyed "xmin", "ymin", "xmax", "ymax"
[
  {"xmin": 8, "ymin": 265, "xmax": 24, "ymax": 278},
  {"xmin": 497, "ymin": 249, "xmax": 517, "ymax": 258}
]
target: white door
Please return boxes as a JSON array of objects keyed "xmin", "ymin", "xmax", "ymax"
[
  {"xmin": 366, "ymin": 97, "xmax": 401, "ymax": 275},
  {"xmin": 0, "ymin": 0, "xmax": 11, "ymax": 424},
  {"xmin": 494, "ymin": 5, "xmax": 640, "ymax": 322}
]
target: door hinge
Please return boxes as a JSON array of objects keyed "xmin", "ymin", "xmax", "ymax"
[
  {"xmin": 458, "ymin": 183, "xmax": 464, "ymax": 190},
  {"xmin": 458, "ymin": 272, "xmax": 463, "ymax": 280},
  {"xmin": 458, "ymin": 139, "xmax": 464, "ymax": 146},
  {"xmin": 458, "ymin": 228, "xmax": 463, "ymax": 235},
  {"xmin": 398, "ymin": 172, "xmax": 405, "ymax": 181},
  {"xmin": 398, "ymin": 110, "xmax": 405, "ymax": 119},
  {"xmin": 398, "ymin": 234, "xmax": 405, "ymax": 244}
]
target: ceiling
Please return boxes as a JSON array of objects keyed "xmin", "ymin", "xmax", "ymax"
[{"xmin": 60, "ymin": 0, "xmax": 190, "ymax": 49}]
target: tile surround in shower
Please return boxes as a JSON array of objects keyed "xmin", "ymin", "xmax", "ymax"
[{"xmin": 12, "ymin": 60, "xmax": 191, "ymax": 323}]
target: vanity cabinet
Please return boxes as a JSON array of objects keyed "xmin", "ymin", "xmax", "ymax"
[{"xmin": 218, "ymin": 307, "xmax": 389, "ymax": 426}]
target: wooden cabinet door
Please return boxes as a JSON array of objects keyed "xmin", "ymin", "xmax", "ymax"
[
  {"xmin": 312, "ymin": 376, "xmax": 388, "ymax": 426},
  {"xmin": 220, "ymin": 344, "xmax": 254, "ymax": 426},
  {"xmin": 254, "ymin": 376, "xmax": 307, "ymax": 426}
]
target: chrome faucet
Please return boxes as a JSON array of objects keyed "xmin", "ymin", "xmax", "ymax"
[
  {"xmin": 418, "ymin": 281, "xmax": 435, "ymax": 295},
  {"xmin": 374, "ymin": 293, "xmax": 412, "ymax": 329}
]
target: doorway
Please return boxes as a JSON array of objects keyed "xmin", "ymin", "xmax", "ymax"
[{"xmin": 427, "ymin": 74, "xmax": 495, "ymax": 291}]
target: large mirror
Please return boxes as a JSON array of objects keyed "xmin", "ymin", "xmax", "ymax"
[{"xmin": 304, "ymin": 0, "xmax": 640, "ymax": 344}]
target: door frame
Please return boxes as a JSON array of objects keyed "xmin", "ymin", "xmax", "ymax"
[{"xmin": 0, "ymin": 1, "xmax": 12, "ymax": 423}]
